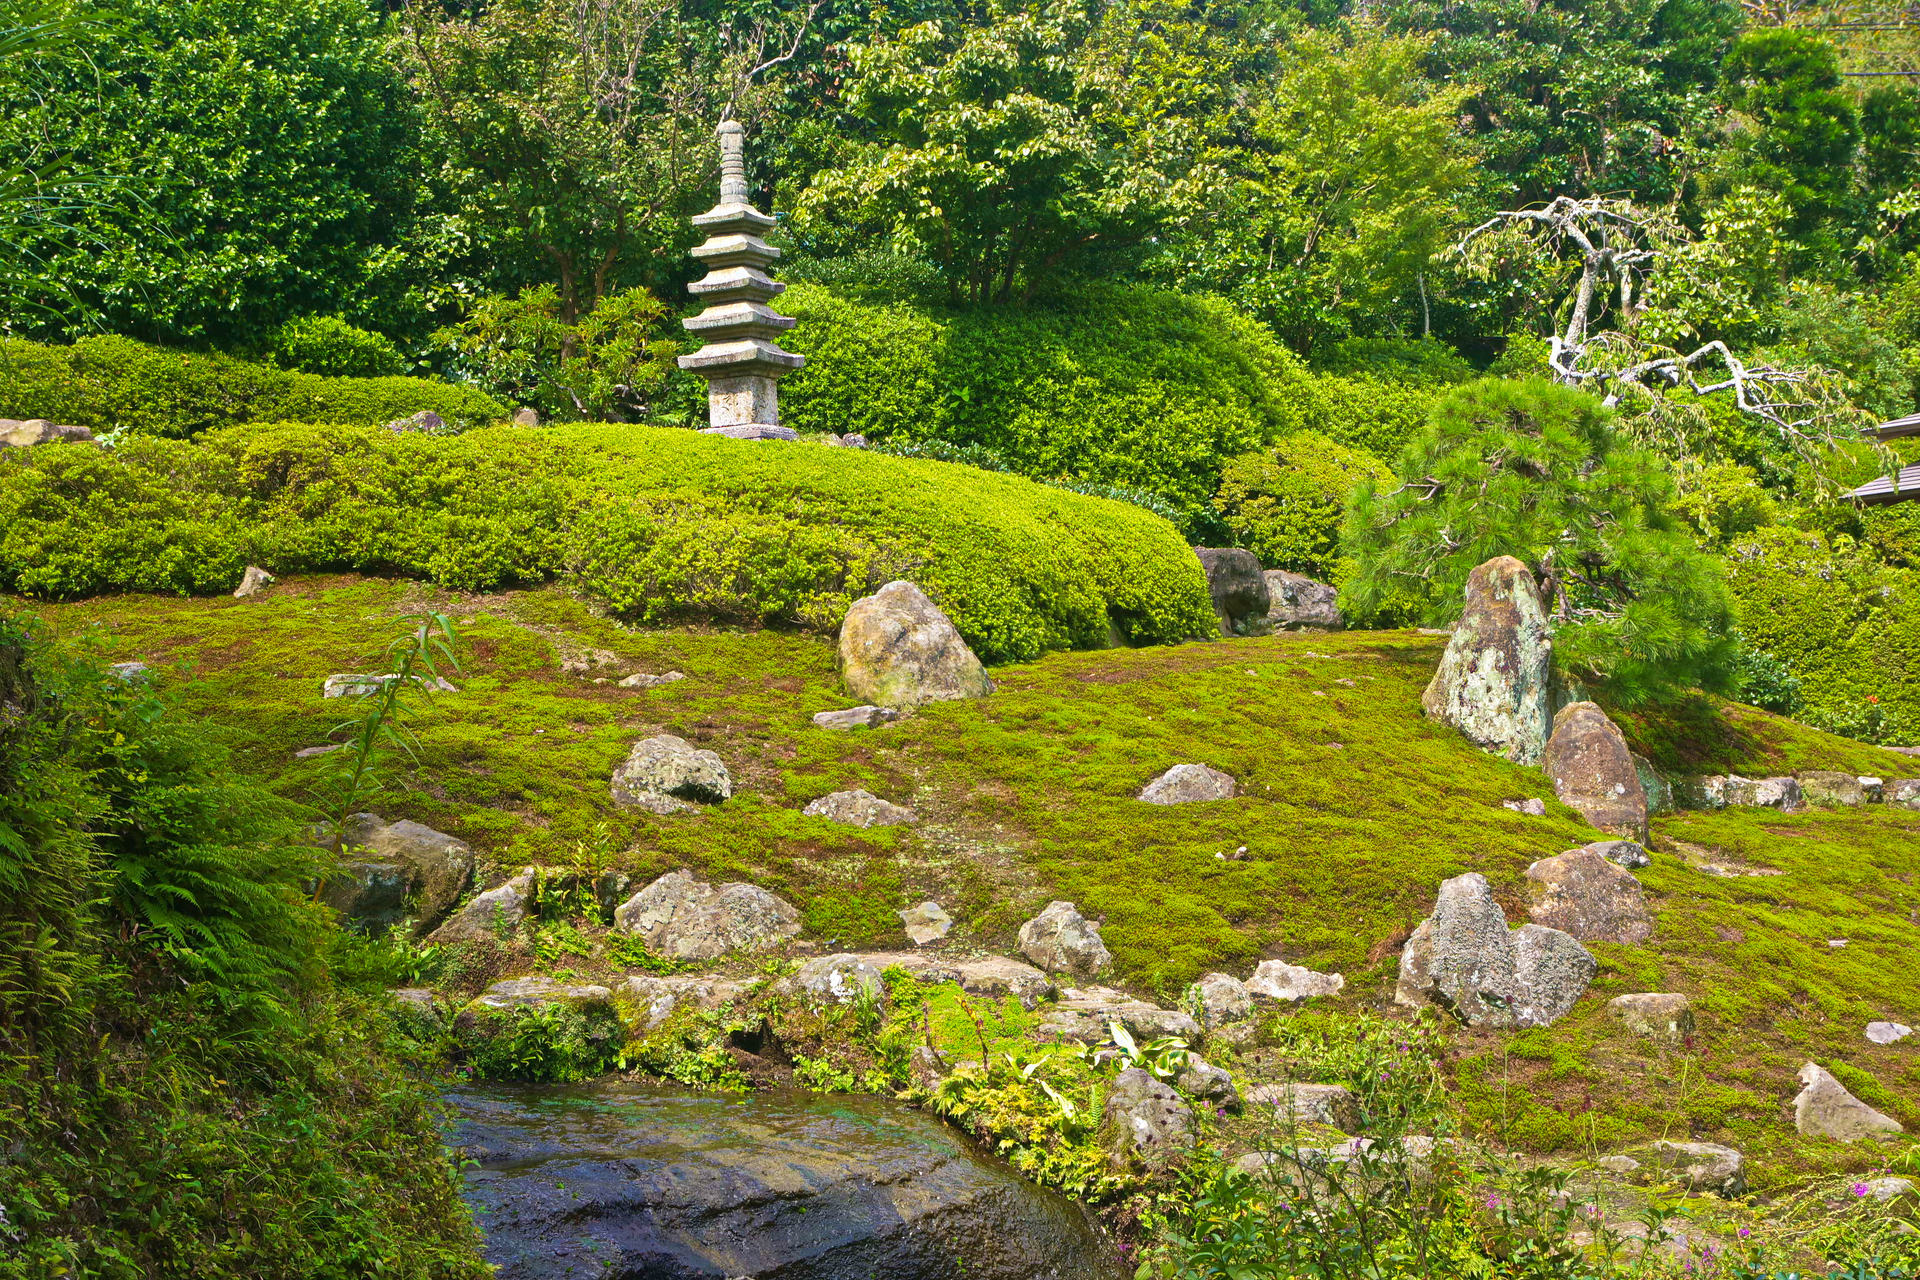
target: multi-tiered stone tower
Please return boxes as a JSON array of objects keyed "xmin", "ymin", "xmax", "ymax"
[{"xmin": 677, "ymin": 120, "xmax": 803, "ymax": 440}]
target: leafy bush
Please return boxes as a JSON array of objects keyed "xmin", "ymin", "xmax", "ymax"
[
  {"xmin": 0, "ymin": 422, "xmax": 1218, "ymax": 663},
  {"xmin": 1216, "ymin": 432, "xmax": 1392, "ymax": 578},
  {"xmin": 1310, "ymin": 336, "xmax": 1477, "ymax": 384},
  {"xmin": 455, "ymin": 1001, "xmax": 627, "ymax": 1083},
  {"xmin": 436, "ymin": 286, "xmax": 681, "ymax": 423},
  {"xmin": 269, "ymin": 315, "xmax": 406, "ymax": 378},
  {"xmin": 1344, "ymin": 377, "xmax": 1736, "ymax": 704},
  {"xmin": 0, "ymin": 335, "xmax": 506, "ymax": 437},
  {"xmin": 778, "ymin": 282, "xmax": 1447, "ymax": 526}
]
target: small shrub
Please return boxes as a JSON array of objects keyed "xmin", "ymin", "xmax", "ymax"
[
  {"xmin": 436, "ymin": 286, "xmax": 680, "ymax": 423},
  {"xmin": 457, "ymin": 1001, "xmax": 627, "ymax": 1083},
  {"xmin": 1217, "ymin": 432, "xmax": 1392, "ymax": 578},
  {"xmin": 269, "ymin": 316, "xmax": 406, "ymax": 378}
]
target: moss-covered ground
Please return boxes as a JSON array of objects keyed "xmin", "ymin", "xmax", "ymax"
[{"xmin": 25, "ymin": 575, "xmax": 1920, "ymax": 1186}]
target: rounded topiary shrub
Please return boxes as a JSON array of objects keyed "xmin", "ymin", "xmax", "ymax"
[
  {"xmin": 1215, "ymin": 432, "xmax": 1391, "ymax": 579},
  {"xmin": 269, "ymin": 316, "xmax": 407, "ymax": 378}
]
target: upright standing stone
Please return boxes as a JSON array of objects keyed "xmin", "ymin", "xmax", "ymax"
[
  {"xmin": 1544, "ymin": 702, "xmax": 1649, "ymax": 842},
  {"xmin": 678, "ymin": 121, "xmax": 804, "ymax": 436},
  {"xmin": 1422, "ymin": 556, "xmax": 1553, "ymax": 765}
]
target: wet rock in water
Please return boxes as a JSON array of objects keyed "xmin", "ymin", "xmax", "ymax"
[
  {"xmin": 1185, "ymin": 973, "xmax": 1252, "ymax": 1029},
  {"xmin": 1422, "ymin": 555, "xmax": 1553, "ymax": 765},
  {"xmin": 898, "ymin": 901, "xmax": 952, "ymax": 946},
  {"xmin": 609, "ymin": 735, "xmax": 732, "ymax": 814},
  {"xmin": 1607, "ymin": 993, "xmax": 1695, "ymax": 1045},
  {"xmin": 1194, "ymin": 548, "xmax": 1271, "ymax": 637},
  {"xmin": 1018, "ymin": 901, "xmax": 1113, "ymax": 979},
  {"xmin": 1138, "ymin": 763, "xmax": 1236, "ymax": 804},
  {"xmin": 612, "ymin": 870, "xmax": 800, "ymax": 961},
  {"xmin": 1100, "ymin": 1067, "xmax": 1195, "ymax": 1169},
  {"xmin": 1524, "ymin": 848, "xmax": 1652, "ymax": 944},
  {"xmin": 802, "ymin": 789, "xmax": 916, "ymax": 828},
  {"xmin": 1795, "ymin": 1062, "xmax": 1905, "ymax": 1141},
  {"xmin": 839, "ymin": 580, "xmax": 993, "ymax": 708},
  {"xmin": 1246, "ymin": 959, "xmax": 1344, "ymax": 1003},
  {"xmin": 449, "ymin": 1081, "xmax": 1124, "ymax": 1280}
]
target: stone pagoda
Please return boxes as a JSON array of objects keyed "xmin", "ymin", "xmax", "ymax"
[{"xmin": 677, "ymin": 120, "xmax": 803, "ymax": 440}]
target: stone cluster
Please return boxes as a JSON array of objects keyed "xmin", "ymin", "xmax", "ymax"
[{"xmin": 677, "ymin": 120, "xmax": 804, "ymax": 438}]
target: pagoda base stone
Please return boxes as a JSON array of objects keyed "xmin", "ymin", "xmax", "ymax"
[
  {"xmin": 703, "ymin": 373, "xmax": 783, "ymax": 429},
  {"xmin": 700, "ymin": 424, "xmax": 798, "ymax": 441}
]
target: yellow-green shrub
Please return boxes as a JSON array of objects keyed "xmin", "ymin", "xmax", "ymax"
[{"xmin": 1216, "ymin": 432, "xmax": 1392, "ymax": 577}]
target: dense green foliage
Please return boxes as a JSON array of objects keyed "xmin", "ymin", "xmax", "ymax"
[
  {"xmin": 0, "ymin": 422, "xmax": 1217, "ymax": 662},
  {"xmin": 1345, "ymin": 379, "xmax": 1736, "ymax": 703},
  {"xmin": 0, "ymin": 612, "xmax": 483, "ymax": 1276},
  {"xmin": 0, "ymin": 335, "xmax": 505, "ymax": 437},
  {"xmin": 268, "ymin": 315, "xmax": 408, "ymax": 379},
  {"xmin": 1215, "ymin": 431, "xmax": 1392, "ymax": 579},
  {"xmin": 435, "ymin": 285, "xmax": 682, "ymax": 422}
]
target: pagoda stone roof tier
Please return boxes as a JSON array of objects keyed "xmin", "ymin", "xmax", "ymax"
[
  {"xmin": 692, "ymin": 201, "xmax": 776, "ymax": 235},
  {"xmin": 691, "ymin": 233, "xmax": 782, "ymax": 271},
  {"xmin": 688, "ymin": 265, "xmax": 786, "ymax": 305},
  {"xmin": 677, "ymin": 337, "xmax": 807, "ymax": 378},
  {"xmin": 682, "ymin": 301, "xmax": 797, "ymax": 342}
]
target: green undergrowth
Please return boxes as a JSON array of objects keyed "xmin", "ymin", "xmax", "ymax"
[
  {"xmin": 19, "ymin": 575, "xmax": 1920, "ymax": 1173},
  {"xmin": 0, "ymin": 420, "xmax": 1217, "ymax": 663}
]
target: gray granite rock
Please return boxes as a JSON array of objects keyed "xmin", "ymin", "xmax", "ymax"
[
  {"xmin": 791, "ymin": 954, "xmax": 887, "ymax": 1006},
  {"xmin": 1545, "ymin": 702, "xmax": 1649, "ymax": 842},
  {"xmin": 233, "ymin": 565, "xmax": 275, "ymax": 598},
  {"xmin": 1186, "ymin": 972, "xmax": 1253, "ymax": 1029},
  {"xmin": 839, "ymin": 581, "xmax": 992, "ymax": 709},
  {"xmin": 1194, "ymin": 548, "xmax": 1271, "ymax": 637},
  {"xmin": 617, "ymin": 670, "xmax": 687, "ymax": 689},
  {"xmin": 1422, "ymin": 555, "xmax": 1553, "ymax": 765},
  {"xmin": 428, "ymin": 870, "xmax": 534, "ymax": 945},
  {"xmin": 1244, "ymin": 1082, "xmax": 1359, "ymax": 1132},
  {"xmin": 612, "ymin": 870, "xmax": 801, "ymax": 961},
  {"xmin": 615, "ymin": 973, "xmax": 761, "ymax": 1032},
  {"xmin": 1510, "ymin": 924, "xmax": 1600, "ymax": 1028},
  {"xmin": 337, "ymin": 813, "xmax": 476, "ymax": 930},
  {"xmin": 1585, "ymin": 839, "xmax": 1651, "ymax": 870},
  {"xmin": 610, "ymin": 734, "xmax": 732, "ymax": 814},
  {"xmin": 1524, "ymin": 848, "xmax": 1652, "ymax": 944},
  {"xmin": 0, "ymin": 418, "xmax": 92, "ymax": 447},
  {"xmin": 1798, "ymin": 770, "xmax": 1866, "ymax": 807},
  {"xmin": 1795, "ymin": 1062, "xmax": 1904, "ymax": 1141},
  {"xmin": 1642, "ymin": 1141, "xmax": 1745, "ymax": 1197},
  {"xmin": 1867, "ymin": 1020, "xmax": 1912, "ymax": 1045},
  {"xmin": 1888, "ymin": 778, "xmax": 1920, "ymax": 809},
  {"xmin": 803, "ymin": 789, "xmax": 915, "ymax": 828},
  {"xmin": 1035, "ymin": 987, "xmax": 1199, "ymax": 1044},
  {"xmin": 1018, "ymin": 901, "xmax": 1113, "ymax": 979},
  {"xmin": 812, "ymin": 705, "xmax": 900, "ymax": 730},
  {"xmin": 1396, "ymin": 873, "xmax": 1595, "ymax": 1029},
  {"xmin": 1176, "ymin": 1056, "xmax": 1240, "ymax": 1110},
  {"xmin": 323, "ymin": 672, "xmax": 457, "ymax": 698},
  {"xmin": 470, "ymin": 975, "xmax": 614, "ymax": 1011},
  {"xmin": 1099, "ymin": 1068, "xmax": 1195, "ymax": 1169},
  {"xmin": 1503, "ymin": 798, "xmax": 1548, "ymax": 816},
  {"xmin": 860, "ymin": 951, "xmax": 1055, "ymax": 1009},
  {"xmin": 1246, "ymin": 960, "xmax": 1345, "ymax": 1003},
  {"xmin": 1138, "ymin": 763, "xmax": 1236, "ymax": 805},
  {"xmin": 897, "ymin": 901, "xmax": 952, "ymax": 946},
  {"xmin": 1607, "ymin": 993, "xmax": 1695, "ymax": 1045},
  {"xmin": 318, "ymin": 860, "xmax": 413, "ymax": 933},
  {"xmin": 1724, "ymin": 775, "xmax": 1801, "ymax": 809},
  {"xmin": 1263, "ymin": 570, "xmax": 1342, "ymax": 631}
]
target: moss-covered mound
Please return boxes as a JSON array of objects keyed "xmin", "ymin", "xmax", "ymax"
[
  {"xmin": 0, "ymin": 425, "xmax": 1217, "ymax": 662},
  {"xmin": 0, "ymin": 334, "xmax": 506, "ymax": 437}
]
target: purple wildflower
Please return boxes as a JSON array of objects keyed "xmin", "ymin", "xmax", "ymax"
[{"xmin": 1853, "ymin": 1183, "xmax": 1871, "ymax": 1197}]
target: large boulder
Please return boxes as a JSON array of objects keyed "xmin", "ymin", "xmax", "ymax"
[
  {"xmin": 1724, "ymin": 775, "xmax": 1801, "ymax": 809},
  {"xmin": 610, "ymin": 735, "xmax": 732, "ymax": 814},
  {"xmin": 1421, "ymin": 556, "xmax": 1553, "ymax": 764},
  {"xmin": 1194, "ymin": 548, "xmax": 1271, "ymax": 637},
  {"xmin": 339, "ymin": 813, "xmax": 475, "ymax": 929},
  {"xmin": 1099, "ymin": 1067, "xmax": 1195, "ymax": 1169},
  {"xmin": 612, "ymin": 870, "xmax": 801, "ymax": 961},
  {"xmin": 839, "ymin": 580, "xmax": 993, "ymax": 708},
  {"xmin": 1246, "ymin": 960, "xmax": 1345, "ymax": 1003},
  {"xmin": 1395, "ymin": 872, "xmax": 1596, "ymax": 1029},
  {"xmin": 429, "ymin": 870, "xmax": 535, "ymax": 945},
  {"xmin": 1524, "ymin": 848, "xmax": 1653, "ymax": 944},
  {"xmin": 318, "ymin": 860, "xmax": 413, "ymax": 934},
  {"xmin": 1017, "ymin": 901, "xmax": 1113, "ymax": 979},
  {"xmin": 1137, "ymin": 763, "xmax": 1236, "ymax": 805},
  {"xmin": 1263, "ymin": 570, "xmax": 1342, "ymax": 631},
  {"xmin": 1794, "ymin": 1062, "xmax": 1904, "ymax": 1141},
  {"xmin": 801, "ymin": 789, "xmax": 915, "ymax": 827},
  {"xmin": 1544, "ymin": 702, "xmax": 1649, "ymax": 842},
  {"xmin": 0, "ymin": 418, "xmax": 92, "ymax": 448}
]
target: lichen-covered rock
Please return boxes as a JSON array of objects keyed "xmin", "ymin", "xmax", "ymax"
[
  {"xmin": 1672, "ymin": 774, "xmax": 1729, "ymax": 810},
  {"xmin": 1795, "ymin": 1062, "xmax": 1904, "ymax": 1141},
  {"xmin": 339, "ymin": 813, "xmax": 475, "ymax": 929},
  {"xmin": 1544, "ymin": 702, "xmax": 1649, "ymax": 842},
  {"xmin": 1639, "ymin": 1141, "xmax": 1746, "ymax": 1197},
  {"xmin": 1194, "ymin": 548, "xmax": 1271, "ymax": 637},
  {"xmin": 839, "ymin": 580, "xmax": 993, "ymax": 708},
  {"xmin": 612, "ymin": 870, "xmax": 801, "ymax": 961},
  {"xmin": 610, "ymin": 734, "xmax": 732, "ymax": 814},
  {"xmin": 1099, "ymin": 1067, "xmax": 1195, "ymax": 1169},
  {"xmin": 812, "ymin": 705, "xmax": 899, "ymax": 730},
  {"xmin": 1186, "ymin": 973, "xmax": 1253, "ymax": 1029},
  {"xmin": 1017, "ymin": 901, "xmax": 1113, "ymax": 979},
  {"xmin": 617, "ymin": 670, "xmax": 686, "ymax": 689},
  {"xmin": 1724, "ymin": 775, "xmax": 1801, "ymax": 809},
  {"xmin": 1798, "ymin": 770, "xmax": 1866, "ymax": 807},
  {"xmin": 791, "ymin": 954, "xmax": 887, "ymax": 1006},
  {"xmin": 1524, "ymin": 848, "xmax": 1652, "ymax": 944},
  {"xmin": 1244, "ymin": 1082, "xmax": 1359, "ymax": 1132},
  {"xmin": 1421, "ymin": 555, "xmax": 1552, "ymax": 764},
  {"xmin": 1631, "ymin": 753, "xmax": 1673, "ymax": 815},
  {"xmin": 615, "ymin": 973, "xmax": 760, "ymax": 1032},
  {"xmin": 1138, "ymin": 763, "xmax": 1236, "ymax": 804},
  {"xmin": 1607, "ymin": 993, "xmax": 1695, "ymax": 1045},
  {"xmin": 1395, "ymin": 873, "xmax": 1595, "ymax": 1029},
  {"xmin": 1246, "ymin": 960, "xmax": 1345, "ymax": 1003},
  {"xmin": 469, "ymin": 975, "xmax": 614, "ymax": 1012},
  {"xmin": 802, "ymin": 789, "xmax": 916, "ymax": 827},
  {"xmin": 862, "ymin": 952, "xmax": 1055, "ymax": 1009},
  {"xmin": 1035, "ymin": 987, "xmax": 1199, "ymax": 1044},
  {"xmin": 1176, "ymin": 1056, "xmax": 1240, "ymax": 1110},
  {"xmin": 1263, "ymin": 570, "xmax": 1342, "ymax": 631},
  {"xmin": 233, "ymin": 565, "xmax": 275, "ymax": 598},
  {"xmin": 1585, "ymin": 839, "xmax": 1651, "ymax": 870},
  {"xmin": 898, "ymin": 901, "xmax": 952, "ymax": 945},
  {"xmin": 318, "ymin": 860, "xmax": 412, "ymax": 933},
  {"xmin": 428, "ymin": 869, "xmax": 534, "ymax": 945}
]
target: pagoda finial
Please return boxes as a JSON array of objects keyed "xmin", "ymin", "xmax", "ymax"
[{"xmin": 676, "ymin": 121, "xmax": 804, "ymax": 440}]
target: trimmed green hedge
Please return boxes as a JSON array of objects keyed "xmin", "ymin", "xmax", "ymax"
[
  {"xmin": 0, "ymin": 335, "xmax": 506, "ymax": 437},
  {"xmin": 1725, "ymin": 525, "xmax": 1920, "ymax": 744},
  {"xmin": 0, "ymin": 423, "xmax": 1217, "ymax": 663},
  {"xmin": 776, "ymin": 283, "xmax": 1443, "ymax": 525}
]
